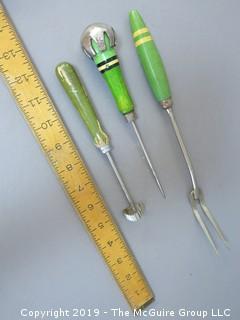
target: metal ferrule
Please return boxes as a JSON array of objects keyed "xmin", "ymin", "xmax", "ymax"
[
  {"xmin": 124, "ymin": 111, "xmax": 136, "ymax": 122},
  {"xmin": 160, "ymin": 98, "xmax": 173, "ymax": 109},
  {"xmin": 99, "ymin": 144, "xmax": 111, "ymax": 154}
]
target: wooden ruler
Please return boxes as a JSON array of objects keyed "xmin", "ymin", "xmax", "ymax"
[{"xmin": 0, "ymin": 4, "xmax": 154, "ymax": 310}]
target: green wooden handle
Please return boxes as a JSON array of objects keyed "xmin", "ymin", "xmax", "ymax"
[
  {"xmin": 56, "ymin": 62, "xmax": 109, "ymax": 150},
  {"xmin": 129, "ymin": 10, "xmax": 172, "ymax": 104},
  {"xmin": 91, "ymin": 30, "xmax": 134, "ymax": 115}
]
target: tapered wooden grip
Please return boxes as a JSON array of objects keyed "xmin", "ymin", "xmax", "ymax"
[{"xmin": 129, "ymin": 10, "xmax": 172, "ymax": 103}]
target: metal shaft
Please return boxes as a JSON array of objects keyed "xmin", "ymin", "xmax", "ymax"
[
  {"xmin": 130, "ymin": 120, "xmax": 166, "ymax": 198},
  {"xmin": 166, "ymin": 108, "xmax": 199, "ymax": 197},
  {"xmin": 166, "ymin": 107, "xmax": 227, "ymax": 253},
  {"xmin": 105, "ymin": 151, "xmax": 139, "ymax": 210}
]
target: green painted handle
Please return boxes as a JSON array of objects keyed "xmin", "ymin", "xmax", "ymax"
[
  {"xmin": 129, "ymin": 10, "xmax": 172, "ymax": 104},
  {"xmin": 92, "ymin": 33, "xmax": 134, "ymax": 115},
  {"xmin": 56, "ymin": 62, "xmax": 109, "ymax": 149}
]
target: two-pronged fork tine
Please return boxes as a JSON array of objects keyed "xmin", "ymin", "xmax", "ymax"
[
  {"xmin": 189, "ymin": 190, "xmax": 218, "ymax": 254},
  {"xmin": 167, "ymin": 108, "xmax": 227, "ymax": 253},
  {"xmin": 198, "ymin": 190, "xmax": 228, "ymax": 245}
]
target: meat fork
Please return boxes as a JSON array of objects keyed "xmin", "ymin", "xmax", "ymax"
[
  {"xmin": 129, "ymin": 10, "xmax": 227, "ymax": 253},
  {"xmin": 168, "ymin": 107, "xmax": 227, "ymax": 254}
]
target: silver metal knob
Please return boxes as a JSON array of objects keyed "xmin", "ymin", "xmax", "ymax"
[{"xmin": 81, "ymin": 23, "xmax": 116, "ymax": 59}]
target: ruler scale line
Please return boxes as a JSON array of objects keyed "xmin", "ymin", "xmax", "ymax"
[{"xmin": 0, "ymin": 4, "xmax": 154, "ymax": 311}]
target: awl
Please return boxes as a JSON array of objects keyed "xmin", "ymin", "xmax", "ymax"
[{"xmin": 81, "ymin": 24, "xmax": 166, "ymax": 198}]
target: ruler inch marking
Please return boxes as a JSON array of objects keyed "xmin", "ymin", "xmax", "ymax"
[{"xmin": 0, "ymin": 4, "xmax": 153, "ymax": 311}]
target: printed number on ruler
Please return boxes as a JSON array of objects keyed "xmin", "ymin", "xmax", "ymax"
[{"xmin": 0, "ymin": 5, "xmax": 153, "ymax": 310}]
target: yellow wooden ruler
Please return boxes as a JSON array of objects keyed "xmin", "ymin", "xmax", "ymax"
[{"xmin": 0, "ymin": 4, "xmax": 154, "ymax": 310}]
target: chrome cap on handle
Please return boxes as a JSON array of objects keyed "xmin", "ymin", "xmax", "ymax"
[{"xmin": 81, "ymin": 23, "xmax": 116, "ymax": 59}]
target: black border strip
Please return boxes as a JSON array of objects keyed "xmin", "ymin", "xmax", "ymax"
[
  {"xmin": 99, "ymin": 62, "xmax": 119, "ymax": 74},
  {"xmin": 96, "ymin": 55, "xmax": 118, "ymax": 68}
]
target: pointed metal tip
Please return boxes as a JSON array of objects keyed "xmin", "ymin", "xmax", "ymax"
[
  {"xmin": 151, "ymin": 170, "xmax": 166, "ymax": 198},
  {"xmin": 207, "ymin": 236, "xmax": 219, "ymax": 255},
  {"xmin": 206, "ymin": 232, "xmax": 219, "ymax": 255},
  {"xmin": 198, "ymin": 191, "xmax": 228, "ymax": 250},
  {"xmin": 219, "ymin": 231, "xmax": 230, "ymax": 250},
  {"xmin": 214, "ymin": 246, "xmax": 219, "ymax": 255},
  {"xmin": 155, "ymin": 176, "xmax": 166, "ymax": 198},
  {"xmin": 220, "ymin": 235, "xmax": 229, "ymax": 249},
  {"xmin": 152, "ymin": 173, "xmax": 166, "ymax": 199},
  {"xmin": 159, "ymin": 184, "xmax": 166, "ymax": 199},
  {"xmin": 224, "ymin": 239, "xmax": 230, "ymax": 250}
]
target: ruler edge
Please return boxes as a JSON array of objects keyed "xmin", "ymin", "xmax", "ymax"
[{"xmin": 0, "ymin": 2, "xmax": 154, "ymax": 310}]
